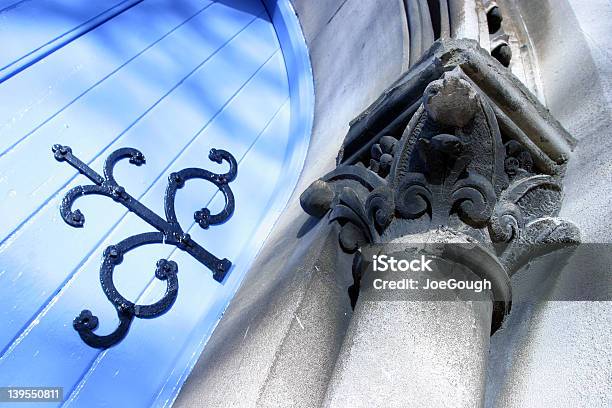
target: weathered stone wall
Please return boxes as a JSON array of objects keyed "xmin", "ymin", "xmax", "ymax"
[{"xmin": 486, "ymin": 1, "xmax": 612, "ymax": 407}]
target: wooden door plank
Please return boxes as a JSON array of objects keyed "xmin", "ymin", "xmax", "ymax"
[
  {"xmin": 0, "ymin": 0, "xmax": 133, "ymax": 75},
  {"xmin": 0, "ymin": 9, "xmax": 274, "ymax": 352},
  {"xmin": 0, "ymin": 0, "xmax": 213, "ymax": 156}
]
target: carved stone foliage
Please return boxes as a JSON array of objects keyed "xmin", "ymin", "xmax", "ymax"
[
  {"xmin": 300, "ymin": 40, "xmax": 580, "ymax": 328},
  {"xmin": 302, "ymin": 69, "xmax": 576, "ymax": 252}
]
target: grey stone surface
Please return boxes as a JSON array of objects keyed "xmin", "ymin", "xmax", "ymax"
[
  {"xmin": 174, "ymin": 222, "xmax": 353, "ymax": 407},
  {"xmin": 323, "ymin": 231, "xmax": 494, "ymax": 408},
  {"xmin": 486, "ymin": 1, "xmax": 612, "ymax": 407},
  {"xmin": 449, "ymin": 0, "xmax": 481, "ymax": 40},
  {"xmin": 324, "ymin": 300, "xmax": 492, "ymax": 408}
]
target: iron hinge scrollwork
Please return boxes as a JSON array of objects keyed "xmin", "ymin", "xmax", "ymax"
[{"xmin": 52, "ymin": 144, "xmax": 237, "ymax": 349}]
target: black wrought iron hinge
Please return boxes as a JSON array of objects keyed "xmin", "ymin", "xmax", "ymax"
[{"xmin": 52, "ymin": 144, "xmax": 236, "ymax": 349}]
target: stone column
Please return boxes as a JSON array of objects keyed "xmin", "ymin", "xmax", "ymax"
[
  {"xmin": 322, "ymin": 231, "xmax": 504, "ymax": 407},
  {"xmin": 324, "ymin": 296, "xmax": 492, "ymax": 407}
]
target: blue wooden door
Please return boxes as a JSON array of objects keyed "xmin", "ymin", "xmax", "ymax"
[{"xmin": 0, "ymin": 0, "xmax": 312, "ymax": 406}]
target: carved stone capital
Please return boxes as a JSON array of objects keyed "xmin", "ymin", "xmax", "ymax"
[{"xmin": 301, "ymin": 39, "xmax": 580, "ymax": 332}]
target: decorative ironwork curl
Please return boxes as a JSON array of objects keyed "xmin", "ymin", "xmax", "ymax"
[{"xmin": 52, "ymin": 144, "xmax": 237, "ymax": 349}]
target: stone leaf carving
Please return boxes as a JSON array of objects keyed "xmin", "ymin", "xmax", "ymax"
[{"xmin": 302, "ymin": 69, "xmax": 511, "ymax": 244}]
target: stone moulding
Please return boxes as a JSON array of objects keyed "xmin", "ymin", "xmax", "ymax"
[
  {"xmin": 300, "ymin": 39, "xmax": 580, "ymax": 333},
  {"xmin": 340, "ymin": 39, "xmax": 574, "ymax": 174}
]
